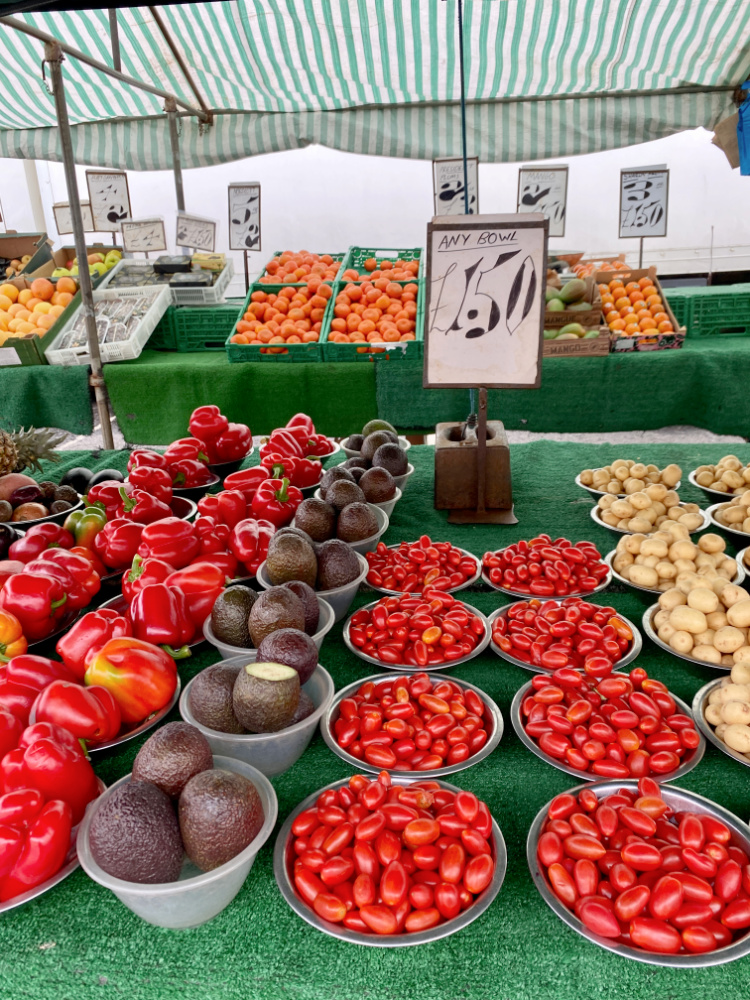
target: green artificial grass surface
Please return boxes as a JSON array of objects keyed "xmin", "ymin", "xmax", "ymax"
[
  {"xmin": 0, "ymin": 364, "xmax": 93, "ymax": 435},
  {"xmin": 2, "ymin": 442, "xmax": 750, "ymax": 1000}
]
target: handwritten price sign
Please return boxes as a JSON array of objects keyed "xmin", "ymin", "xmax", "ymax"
[
  {"xmin": 517, "ymin": 166, "xmax": 568, "ymax": 238},
  {"xmin": 619, "ymin": 166, "xmax": 669, "ymax": 238},
  {"xmin": 86, "ymin": 170, "xmax": 132, "ymax": 233},
  {"xmin": 121, "ymin": 218, "xmax": 167, "ymax": 254},
  {"xmin": 433, "ymin": 157, "xmax": 479, "ymax": 216},
  {"xmin": 175, "ymin": 213, "xmax": 216, "ymax": 252}
]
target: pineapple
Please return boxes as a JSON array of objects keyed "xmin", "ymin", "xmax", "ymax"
[{"xmin": 0, "ymin": 426, "xmax": 67, "ymax": 476}]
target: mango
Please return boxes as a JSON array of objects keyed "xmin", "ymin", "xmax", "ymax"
[
  {"xmin": 545, "ymin": 285, "xmax": 562, "ymax": 303},
  {"xmin": 554, "ymin": 333, "xmax": 579, "ymax": 340},
  {"xmin": 543, "ymin": 329, "xmax": 558, "ymax": 340},
  {"xmin": 567, "ymin": 301, "xmax": 593, "ymax": 312},
  {"xmin": 546, "ymin": 298, "xmax": 565, "ymax": 312},
  {"xmin": 583, "ymin": 330, "xmax": 601, "ymax": 339},
  {"xmin": 558, "ymin": 278, "xmax": 587, "ymax": 304},
  {"xmin": 559, "ymin": 323, "xmax": 586, "ymax": 338}
]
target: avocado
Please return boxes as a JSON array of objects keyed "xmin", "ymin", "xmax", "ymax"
[
  {"xmin": 265, "ymin": 531, "xmax": 317, "ymax": 587},
  {"xmin": 290, "ymin": 691, "xmax": 315, "ymax": 726},
  {"xmin": 325, "ymin": 479, "xmax": 365, "ymax": 512},
  {"xmin": 342, "ymin": 456, "xmax": 368, "ymax": 470},
  {"xmin": 248, "ymin": 586, "xmax": 306, "ymax": 646},
  {"xmin": 361, "ymin": 430, "xmax": 396, "ymax": 462},
  {"xmin": 559, "ymin": 278, "xmax": 587, "ymax": 303},
  {"xmin": 337, "ymin": 502, "xmax": 378, "ymax": 542},
  {"xmin": 361, "ymin": 419, "xmax": 396, "ymax": 437},
  {"xmin": 372, "ymin": 443, "xmax": 408, "ymax": 477},
  {"xmin": 359, "ymin": 467, "xmax": 396, "ymax": 503},
  {"xmin": 546, "ymin": 298, "xmax": 565, "ymax": 312},
  {"xmin": 294, "ymin": 497, "xmax": 336, "ymax": 542},
  {"xmin": 282, "ymin": 580, "xmax": 319, "ymax": 635},
  {"xmin": 211, "ymin": 586, "xmax": 257, "ymax": 648},
  {"xmin": 132, "ymin": 722, "xmax": 213, "ymax": 798},
  {"xmin": 232, "ymin": 661, "xmax": 300, "ymax": 732},
  {"xmin": 345, "ymin": 433, "xmax": 365, "ymax": 451},
  {"xmin": 179, "ymin": 769, "xmax": 264, "ymax": 872},
  {"xmin": 256, "ymin": 628, "xmax": 318, "ymax": 684},
  {"xmin": 89, "ymin": 781, "xmax": 184, "ymax": 884},
  {"xmin": 188, "ymin": 664, "xmax": 245, "ymax": 733},
  {"xmin": 320, "ymin": 466, "xmax": 355, "ymax": 495},
  {"xmin": 316, "ymin": 539, "xmax": 362, "ymax": 590}
]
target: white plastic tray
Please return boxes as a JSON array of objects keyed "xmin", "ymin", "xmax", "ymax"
[
  {"xmin": 45, "ymin": 285, "xmax": 171, "ymax": 366},
  {"xmin": 100, "ymin": 257, "xmax": 234, "ymax": 305}
]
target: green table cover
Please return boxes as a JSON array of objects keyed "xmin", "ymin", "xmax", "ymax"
[
  {"xmin": 2, "ymin": 442, "xmax": 749, "ymax": 1000},
  {"xmin": 0, "ymin": 364, "xmax": 92, "ymax": 435}
]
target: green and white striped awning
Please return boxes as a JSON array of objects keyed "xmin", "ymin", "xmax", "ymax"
[{"xmin": 0, "ymin": 1, "xmax": 746, "ymax": 169}]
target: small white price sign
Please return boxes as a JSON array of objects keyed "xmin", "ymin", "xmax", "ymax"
[
  {"xmin": 121, "ymin": 218, "xmax": 167, "ymax": 254},
  {"xmin": 619, "ymin": 165, "xmax": 669, "ymax": 238},
  {"xmin": 228, "ymin": 183, "xmax": 261, "ymax": 251},
  {"xmin": 175, "ymin": 212, "xmax": 217, "ymax": 252},
  {"xmin": 85, "ymin": 170, "xmax": 132, "ymax": 233},
  {"xmin": 517, "ymin": 166, "xmax": 568, "ymax": 237},
  {"xmin": 432, "ymin": 157, "xmax": 479, "ymax": 215},
  {"xmin": 52, "ymin": 202, "xmax": 95, "ymax": 235}
]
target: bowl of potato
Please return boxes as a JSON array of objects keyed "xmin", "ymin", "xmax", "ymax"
[
  {"xmin": 692, "ymin": 666, "xmax": 750, "ymax": 769},
  {"xmin": 591, "ymin": 486, "xmax": 707, "ymax": 536},
  {"xmin": 606, "ymin": 528, "xmax": 742, "ymax": 595},
  {"xmin": 689, "ymin": 456, "xmax": 750, "ymax": 502},
  {"xmin": 707, "ymin": 494, "xmax": 750, "ymax": 542},
  {"xmin": 642, "ymin": 576, "xmax": 750, "ymax": 671},
  {"xmin": 576, "ymin": 460, "xmax": 681, "ymax": 498}
]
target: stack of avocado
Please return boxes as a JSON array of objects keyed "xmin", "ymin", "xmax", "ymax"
[{"xmin": 544, "ymin": 277, "xmax": 602, "ymax": 341}]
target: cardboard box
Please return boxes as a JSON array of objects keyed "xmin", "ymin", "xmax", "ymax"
[
  {"xmin": 0, "ymin": 275, "xmax": 83, "ymax": 367},
  {"xmin": 28, "ymin": 244, "xmax": 114, "ymax": 280},
  {"xmin": 597, "ymin": 266, "xmax": 686, "ymax": 353},
  {"xmin": 0, "ymin": 232, "xmax": 52, "ymax": 278},
  {"xmin": 544, "ymin": 276, "xmax": 603, "ymax": 329},
  {"xmin": 543, "ymin": 327, "xmax": 610, "ymax": 358}
]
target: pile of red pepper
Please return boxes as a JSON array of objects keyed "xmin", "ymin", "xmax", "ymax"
[
  {"xmin": 188, "ymin": 404, "xmax": 252, "ymax": 465},
  {"xmin": 258, "ymin": 413, "xmax": 334, "ymax": 488}
]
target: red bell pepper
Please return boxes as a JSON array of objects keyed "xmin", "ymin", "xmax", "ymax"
[
  {"xmin": 188, "ymin": 405, "xmax": 229, "ymax": 444},
  {"xmin": 223, "ymin": 466, "xmax": 270, "ymax": 501},
  {"xmin": 211, "ymin": 422, "xmax": 252, "ymax": 463},
  {"xmin": 84, "ymin": 637, "xmax": 178, "ymax": 725},
  {"xmin": 129, "ymin": 583, "xmax": 195, "ymax": 656},
  {"xmin": 194, "ymin": 515, "xmax": 231, "ymax": 557},
  {"xmin": 69, "ymin": 546, "xmax": 107, "ymax": 579},
  {"xmin": 137, "ymin": 518, "xmax": 199, "ymax": 569},
  {"xmin": 250, "ymin": 477, "xmax": 303, "ymax": 528},
  {"xmin": 127, "ymin": 449, "xmax": 169, "ymax": 473},
  {"xmin": 18, "ymin": 722, "xmax": 82, "ymax": 756},
  {"xmin": 306, "ymin": 432, "xmax": 335, "ymax": 457},
  {"xmin": 127, "ymin": 466, "xmax": 173, "ymax": 506},
  {"xmin": 0, "ymin": 573, "xmax": 67, "ymax": 643},
  {"xmin": 260, "ymin": 452, "xmax": 322, "ymax": 488},
  {"xmin": 31, "ymin": 680, "xmax": 121, "ymax": 745},
  {"xmin": 229, "ymin": 518, "xmax": 275, "ymax": 576},
  {"xmin": 24, "ymin": 558, "xmax": 90, "ymax": 613},
  {"xmin": 197, "ymin": 490, "xmax": 247, "ymax": 529},
  {"xmin": 121, "ymin": 555, "xmax": 175, "ymax": 603},
  {"xmin": 0, "ymin": 678, "xmax": 38, "ymax": 726},
  {"xmin": 94, "ymin": 518, "xmax": 145, "ymax": 570},
  {"xmin": 35, "ymin": 549, "xmax": 100, "ymax": 603},
  {"xmin": 4, "ymin": 655, "xmax": 76, "ymax": 690},
  {"xmin": 164, "ymin": 437, "xmax": 209, "ymax": 466},
  {"xmin": 265, "ymin": 428, "xmax": 304, "ymax": 459},
  {"xmin": 0, "ymin": 561, "xmax": 24, "ymax": 591},
  {"xmin": 0, "ymin": 800, "xmax": 73, "ymax": 902},
  {"xmin": 192, "ymin": 551, "xmax": 239, "ymax": 578},
  {"xmin": 8, "ymin": 524, "xmax": 74, "ymax": 565},
  {"xmin": 115, "ymin": 486, "xmax": 172, "ymax": 525},
  {"xmin": 0, "ymin": 610, "xmax": 27, "ymax": 662},
  {"xmin": 0, "ymin": 710, "xmax": 22, "ymax": 759},
  {"xmin": 56, "ymin": 608, "xmax": 133, "ymax": 679},
  {"xmin": 0, "ymin": 788, "xmax": 44, "ymax": 828},
  {"xmin": 169, "ymin": 458, "xmax": 213, "ymax": 488},
  {"xmin": 286, "ymin": 413, "xmax": 315, "ymax": 434},
  {"xmin": 2, "ymin": 734, "xmax": 99, "ymax": 824},
  {"xmin": 165, "ymin": 562, "xmax": 226, "ymax": 628},
  {"xmin": 86, "ymin": 480, "xmax": 135, "ymax": 521}
]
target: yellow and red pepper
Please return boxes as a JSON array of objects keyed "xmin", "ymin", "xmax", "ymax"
[
  {"xmin": 0, "ymin": 612, "xmax": 27, "ymax": 663},
  {"xmin": 56, "ymin": 609, "xmax": 133, "ymax": 679},
  {"xmin": 84, "ymin": 637, "xmax": 178, "ymax": 725}
]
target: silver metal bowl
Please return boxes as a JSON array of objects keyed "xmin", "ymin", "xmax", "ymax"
[
  {"xmin": 575, "ymin": 472, "xmax": 682, "ymax": 500},
  {"xmin": 692, "ymin": 678, "xmax": 750, "ymax": 770},
  {"xmin": 169, "ymin": 495, "xmax": 198, "ymax": 521},
  {"xmin": 8, "ymin": 494, "xmax": 84, "ymax": 529},
  {"xmin": 642, "ymin": 603, "xmax": 732, "ymax": 673},
  {"xmin": 487, "ymin": 603, "xmax": 642, "ymax": 675},
  {"xmin": 604, "ymin": 549, "xmax": 745, "ymax": 596},
  {"xmin": 274, "ymin": 775, "xmax": 506, "ymax": 947},
  {"xmin": 687, "ymin": 469, "xmax": 746, "ymax": 504},
  {"xmin": 171, "ymin": 473, "xmax": 221, "ymax": 500},
  {"xmin": 88, "ymin": 677, "xmax": 181, "ymax": 755},
  {"xmin": 27, "ymin": 608, "xmax": 81, "ymax": 651},
  {"xmin": 343, "ymin": 598, "xmax": 490, "ymax": 672},
  {"xmin": 527, "ymin": 778, "xmax": 750, "ymax": 967},
  {"xmin": 321, "ymin": 671, "xmax": 503, "ymax": 777},
  {"xmin": 366, "ymin": 544, "xmax": 481, "ymax": 596},
  {"xmin": 481, "ymin": 565, "xmax": 612, "ymax": 601},
  {"xmin": 98, "ymin": 594, "xmax": 205, "ymax": 652},
  {"xmin": 705, "ymin": 502, "xmax": 750, "ymax": 544},
  {"xmin": 590, "ymin": 503, "xmax": 709, "ymax": 536},
  {"xmin": 511, "ymin": 676, "xmax": 704, "ymax": 782}
]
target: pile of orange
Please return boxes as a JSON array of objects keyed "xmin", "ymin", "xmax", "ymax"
[
  {"xmin": 340, "ymin": 257, "xmax": 420, "ymax": 283},
  {"xmin": 259, "ymin": 251, "xmax": 340, "ymax": 284},
  {"xmin": 231, "ymin": 280, "xmax": 333, "ymax": 353},
  {"xmin": 573, "ymin": 258, "xmax": 628, "ymax": 278},
  {"xmin": 601, "ymin": 275, "xmax": 674, "ymax": 337},
  {"xmin": 0, "ymin": 277, "xmax": 77, "ymax": 342},
  {"xmin": 327, "ymin": 279, "xmax": 419, "ymax": 346}
]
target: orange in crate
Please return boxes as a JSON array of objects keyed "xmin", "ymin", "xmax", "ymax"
[
  {"xmin": 230, "ymin": 281, "xmax": 333, "ymax": 354},
  {"xmin": 599, "ymin": 276, "xmax": 673, "ymax": 335},
  {"xmin": 259, "ymin": 251, "xmax": 341, "ymax": 284},
  {"xmin": 340, "ymin": 257, "xmax": 420, "ymax": 283},
  {"xmin": 327, "ymin": 279, "xmax": 419, "ymax": 346}
]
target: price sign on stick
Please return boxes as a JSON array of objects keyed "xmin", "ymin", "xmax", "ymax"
[
  {"xmin": 53, "ymin": 202, "xmax": 94, "ymax": 235},
  {"xmin": 517, "ymin": 166, "xmax": 568, "ymax": 237},
  {"xmin": 175, "ymin": 213, "xmax": 217, "ymax": 252},
  {"xmin": 228, "ymin": 183, "xmax": 261, "ymax": 251},
  {"xmin": 433, "ymin": 158, "xmax": 479, "ymax": 216},
  {"xmin": 619, "ymin": 166, "xmax": 669, "ymax": 238},
  {"xmin": 121, "ymin": 218, "xmax": 167, "ymax": 254},
  {"xmin": 85, "ymin": 170, "xmax": 132, "ymax": 232},
  {"xmin": 423, "ymin": 213, "xmax": 548, "ymax": 389}
]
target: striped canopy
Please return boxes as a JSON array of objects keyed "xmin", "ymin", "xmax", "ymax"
[{"xmin": 0, "ymin": 0, "xmax": 745, "ymax": 169}]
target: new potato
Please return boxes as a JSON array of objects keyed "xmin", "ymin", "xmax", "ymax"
[
  {"xmin": 693, "ymin": 456, "xmax": 750, "ymax": 495},
  {"xmin": 655, "ymin": 580, "xmax": 750, "ymax": 667},
  {"xmin": 702, "ymin": 666, "xmax": 750, "ymax": 760},
  {"xmin": 713, "ymin": 490, "xmax": 750, "ymax": 536},
  {"xmin": 580, "ymin": 460, "xmax": 681, "ymax": 495},
  {"xmin": 612, "ymin": 529, "xmax": 736, "ymax": 593},
  {"xmin": 597, "ymin": 487, "xmax": 703, "ymax": 534}
]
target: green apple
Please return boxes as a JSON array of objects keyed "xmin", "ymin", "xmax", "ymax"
[
  {"xmin": 91, "ymin": 262, "xmax": 107, "ymax": 276},
  {"xmin": 52, "ymin": 267, "xmax": 70, "ymax": 278},
  {"xmin": 70, "ymin": 266, "xmax": 79, "ymax": 275}
]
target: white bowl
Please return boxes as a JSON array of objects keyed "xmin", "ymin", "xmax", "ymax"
[
  {"xmin": 180, "ymin": 662, "xmax": 334, "ymax": 778},
  {"xmin": 342, "ymin": 435, "xmax": 412, "ymax": 459},
  {"xmin": 590, "ymin": 503, "xmax": 709, "ymax": 536},
  {"xmin": 202, "ymin": 595, "xmax": 335, "ymax": 659},
  {"xmin": 314, "ymin": 485, "xmax": 402, "ymax": 520},
  {"xmin": 256, "ymin": 553, "xmax": 368, "ymax": 623},
  {"xmin": 292, "ymin": 503, "xmax": 389, "ymax": 555},
  {"xmin": 77, "ymin": 755, "xmax": 277, "ymax": 929}
]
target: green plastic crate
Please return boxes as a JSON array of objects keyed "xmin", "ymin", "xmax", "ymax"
[
  {"xmin": 664, "ymin": 291, "xmax": 691, "ymax": 330},
  {"xmin": 687, "ymin": 284, "xmax": 750, "ymax": 337},
  {"xmin": 148, "ymin": 309, "xmax": 177, "ymax": 350},
  {"xmin": 172, "ymin": 305, "xmax": 242, "ymax": 351},
  {"xmin": 225, "ymin": 284, "xmax": 325, "ymax": 363},
  {"xmin": 257, "ymin": 251, "xmax": 345, "ymax": 287},
  {"xmin": 321, "ymin": 278, "xmax": 424, "ymax": 362},
  {"xmin": 340, "ymin": 246, "xmax": 423, "ymax": 280}
]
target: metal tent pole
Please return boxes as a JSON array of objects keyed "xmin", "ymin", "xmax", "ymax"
[
  {"xmin": 45, "ymin": 40, "xmax": 114, "ymax": 451},
  {"xmin": 457, "ymin": 0, "xmax": 469, "ymax": 215},
  {"xmin": 108, "ymin": 9, "xmax": 121, "ymax": 72},
  {"xmin": 166, "ymin": 97, "xmax": 185, "ymax": 212}
]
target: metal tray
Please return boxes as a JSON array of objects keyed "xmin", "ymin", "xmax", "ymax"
[
  {"xmin": 642, "ymin": 603, "xmax": 732, "ymax": 673},
  {"xmin": 705, "ymin": 502, "xmax": 750, "ymax": 544},
  {"xmin": 321, "ymin": 671, "xmax": 503, "ymax": 778},
  {"xmin": 343, "ymin": 598, "xmax": 490, "ymax": 672},
  {"xmin": 6, "ymin": 495, "xmax": 83, "ymax": 529},
  {"xmin": 527, "ymin": 779, "xmax": 750, "ymax": 967},
  {"xmin": 274, "ymin": 775, "xmax": 506, "ymax": 947},
  {"xmin": 692, "ymin": 678, "xmax": 750, "ymax": 770},
  {"xmin": 604, "ymin": 549, "xmax": 745, "ymax": 596},
  {"xmin": 366, "ymin": 544, "xmax": 481, "ymax": 596},
  {"xmin": 488, "ymin": 603, "xmax": 642, "ymax": 675},
  {"xmin": 88, "ymin": 676, "xmax": 181, "ymax": 754},
  {"xmin": 575, "ymin": 472, "xmax": 681, "ymax": 500},
  {"xmin": 481, "ymin": 564, "xmax": 612, "ymax": 601},
  {"xmin": 511, "ymin": 676, "xmax": 704, "ymax": 782},
  {"xmin": 590, "ymin": 503, "xmax": 709, "ymax": 536},
  {"xmin": 27, "ymin": 608, "xmax": 81, "ymax": 651},
  {"xmin": 171, "ymin": 474, "xmax": 221, "ymax": 500}
]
